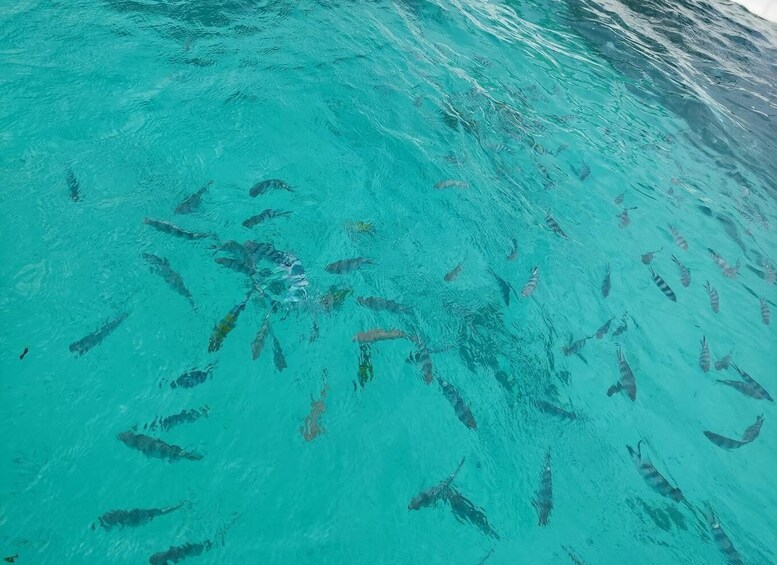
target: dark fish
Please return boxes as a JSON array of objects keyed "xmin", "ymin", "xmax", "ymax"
[
  {"xmin": 626, "ymin": 441, "xmax": 683, "ymax": 502},
  {"xmin": 69, "ymin": 312, "xmax": 129, "ymax": 356},
  {"xmin": 533, "ymin": 449, "xmax": 553, "ymax": 526},
  {"xmin": 703, "ymin": 431, "xmax": 749, "ymax": 450},
  {"xmin": 174, "ymin": 180, "xmax": 212, "ymax": 214},
  {"xmin": 720, "ymin": 365, "xmax": 773, "ymax": 401},
  {"xmin": 506, "ymin": 239, "xmax": 519, "ymax": 261},
  {"xmin": 438, "ymin": 379, "xmax": 477, "ymax": 430},
  {"xmin": 249, "ymin": 178, "xmax": 293, "ymax": 197},
  {"xmin": 251, "ymin": 315, "xmax": 271, "ymax": 361},
  {"xmin": 563, "ymin": 546, "xmax": 586, "ymax": 565},
  {"xmin": 301, "ymin": 375, "xmax": 328, "ymax": 441},
  {"xmin": 444, "ymin": 488, "xmax": 500, "ymax": 539},
  {"xmin": 576, "ymin": 162, "xmax": 590, "ymax": 181},
  {"xmin": 601, "ymin": 264, "xmax": 611, "ymax": 297},
  {"xmin": 272, "ymin": 333, "xmax": 287, "ymax": 371},
  {"xmin": 145, "ymin": 407, "xmax": 209, "ymax": 433},
  {"xmin": 19, "ymin": 347, "xmax": 29, "ymax": 360},
  {"xmin": 212, "ymin": 240, "xmax": 253, "ymax": 265},
  {"xmin": 67, "ymin": 169, "xmax": 80, "ymax": 201},
  {"xmin": 208, "ymin": 291, "xmax": 252, "ymax": 353},
  {"xmin": 242, "ymin": 209, "xmax": 292, "ymax": 228},
  {"xmin": 408, "ymin": 457, "xmax": 465, "ymax": 510},
  {"xmin": 562, "ymin": 334, "xmax": 590, "ymax": 357},
  {"xmin": 325, "ymin": 257, "xmax": 373, "ymax": 274},
  {"xmin": 714, "ymin": 352, "xmax": 732, "ymax": 371},
  {"xmin": 671, "ymin": 255, "xmax": 691, "ymax": 287},
  {"xmin": 356, "ymin": 344, "xmax": 374, "ymax": 388},
  {"xmin": 703, "ymin": 505, "xmax": 744, "ymax": 565},
  {"xmin": 612, "ymin": 316, "xmax": 628, "ymax": 337},
  {"xmin": 309, "ymin": 319, "xmax": 319, "ymax": 343},
  {"xmin": 614, "ymin": 192, "xmax": 624, "ymax": 205},
  {"xmin": 545, "ymin": 213, "xmax": 567, "ymax": 238},
  {"xmin": 641, "ymin": 248, "xmax": 662, "ymax": 264},
  {"xmin": 356, "ymin": 296, "xmax": 410, "ymax": 314},
  {"xmin": 144, "ymin": 218, "xmax": 211, "ymax": 240},
  {"xmin": 617, "ymin": 208, "xmax": 631, "ymax": 229},
  {"xmin": 214, "ymin": 256, "xmax": 255, "ymax": 277},
  {"xmin": 353, "ymin": 329, "xmax": 406, "ymax": 343},
  {"xmin": 649, "ymin": 268, "xmax": 677, "ymax": 301},
  {"xmin": 117, "ymin": 431, "xmax": 202, "ymax": 462},
  {"xmin": 535, "ymin": 400, "xmax": 577, "ymax": 421},
  {"xmin": 3, "ymin": 555, "xmax": 18, "ymax": 564},
  {"xmin": 521, "ymin": 266, "xmax": 540, "ymax": 297},
  {"xmin": 149, "ymin": 540, "xmax": 213, "ymax": 565},
  {"xmin": 489, "ymin": 268, "xmax": 516, "ymax": 306},
  {"xmin": 94, "ymin": 501, "xmax": 185, "ymax": 531},
  {"xmin": 741, "ymin": 414, "xmax": 764, "ymax": 442},
  {"xmin": 143, "ymin": 253, "xmax": 196, "ymax": 310},
  {"xmin": 709, "ymin": 248, "xmax": 739, "ymax": 278},
  {"xmin": 668, "ymin": 225, "xmax": 688, "ymax": 251},
  {"xmin": 704, "ymin": 281, "xmax": 720, "ymax": 313},
  {"xmin": 169, "ymin": 364, "xmax": 214, "ymax": 390},
  {"xmin": 411, "ymin": 339, "xmax": 434, "ymax": 384},
  {"xmin": 700, "ymin": 337, "xmax": 710, "ymax": 372},
  {"xmin": 595, "ymin": 317, "xmax": 614, "ymax": 339},
  {"xmin": 444, "ymin": 261, "xmax": 464, "ymax": 282},
  {"xmin": 319, "ymin": 286, "xmax": 353, "ymax": 311},
  {"xmin": 760, "ymin": 297, "xmax": 770, "ymax": 325}
]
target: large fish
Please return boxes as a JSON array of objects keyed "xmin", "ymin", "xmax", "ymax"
[
  {"xmin": 649, "ymin": 268, "xmax": 677, "ymax": 301},
  {"xmin": 699, "ymin": 337, "xmax": 710, "ymax": 372},
  {"xmin": 69, "ymin": 312, "xmax": 129, "ymax": 356},
  {"xmin": 208, "ymin": 291, "xmax": 253, "ymax": 353},
  {"xmin": 444, "ymin": 488, "xmax": 500, "ymax": 539},
  {"xmin": 668, "ymin": 225, "xmax": 688, "ymax": 251},
  {"xmin": 144, "ymin": 218, "xmax": 211, "ymax": 240},
  {"xmin": 703, "ymin": 505, "xmax": 744, "ymax": 565},
  {"xmin": 438, "ymin": 379, "xmax": 477, "ymax": 430},
  {"xmin": 704, "ymin": 281, "xmax": 719, "ymax": 313},
  {"xmin": 671, "ymin": 255, "xmax": 691, "ymax": 287},
  {"xmin": 93, "ymin": 502, "xmax": 185, "ymax": 531},
  {"xmin": 533, "ymin": 449, "xmax": 553, "ymax": 526},
  {"xmin": 352, "ymin": 328, "xmax": 406, "ymax": 343},
  {"xmin": 215, "ymin": 256, "xmax": 255, "ymax": 277},
  {"xmin": 521, "ymin": 266, "xmax": 540, "ymax": 297},
  {"xmin": 607, "ymin": 347, "xmax": 637, "ymax": 401},
  {"xmin": 149, "ymin": 514, "xmax": 239, "ymax": 565},
  {"xmin": 249, "ymin": 178, "xmax": 293, "ymax": 197},
  {"xmin": 325, "ymin": 257, "xmax": 373, "ymax": 274},
  {"xmin": 174, "ymin": 180, "xmax": 212, "ymax": 214},
  {"xmin": 117, "ymin": 431, "xmax": 202, "ymax": 462},
  {"xmin": 626, "ymin": 441, "xmax": 683, "ymax": 502},
  {"xmin": 242, "ymin": 209, "xmax": 292, "ymax": 228},
  {"xmin": 408, "ymin": 458, "xmax": 465, "ymax": 510},
  {"xmin": 143, "ymin": 253, "xmax": 196, "ymax": 310}
]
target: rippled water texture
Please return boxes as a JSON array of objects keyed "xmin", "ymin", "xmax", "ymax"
[{"xmin": 1, "ymin": 0, "xmax": 776, "ymax": 563}]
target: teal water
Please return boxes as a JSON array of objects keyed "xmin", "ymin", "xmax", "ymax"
[{"xmin": 2, "ymin": 0, "xmax": 776, "ymax": 563}]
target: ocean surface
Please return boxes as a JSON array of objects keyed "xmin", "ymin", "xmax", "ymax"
[{"xmin": 1, "ymin": 0, "xmax": 776, "ymax": 563}]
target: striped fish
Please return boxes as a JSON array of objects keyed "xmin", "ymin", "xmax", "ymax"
[
  {"xmin": 703, "ymin": 431, "xmax": 749, "ymax": 450},
  {"xmin": 532, "ymin": 449, "xmax": 553, "ymax": 526},
  {"xmin": 703, "ymin": 505, "xmax": 744, "ymax": 565},
  {"xmin": 522, "ymin": 266, "xmax": 540, "ymax": 297},
  {"xmin": 242, "ymin": 209, "xmax": 292, "ymax": 228},
  {"xmin": 649, "ymin": 268, "xmax": 677, "ymax": 301},
  {"xmin": 699, "ymin": 337, "xmax": 710, "ymax": 373},
  {"xmin": 325, "ymin": 257, "xmax": 374, "ymax": 274},
  {"xmin": 249, "ymin": 178, "xmax": 293, "ymax": 197},
  {"xmin": 765, "ymin": 262, "xmax": 776, "ymax": 285},
  {"xmin": 251, "ymin": 313, "xmax": 272, "ymax": 361},
  {"xmin": 174, "ymin": 180, "xmax": 212, "ymax": 214},
  {"xmin": 208, "ymin": 291, "xmax": 252, "ymax": 353},
  {"xmin": 545, "ymin": 213, "xmax": 567, "ymax": 238},
  {"xmin": 614, "ymin": 347, "xmax": 637, "ymax": 401},
  {"xmin": 729, "ymin": 364, "xmax": 773, "ymax": 401},
  {"xmin": 408, "ymin": 458, "xmax": 466, "ymax": 510},
  {"xmin": 617, "ymin": 208, "xmax": 630, "ymax": 229},
  {"xmin": 215, "ymin": 256, "xmax": 255, "ymax": 277},
  {"xmin": 143, "ymin": 253, "xmax": 196, "ymax": 310},
  {"xmin": 438, "ymin": 379, "xmax": 477, "ymax": 430},
  {"xmin": 760, "ymin": 297, "xmax": 770, "ymax": 325},
  {"xmin": 714, "ymin": 352, "xmax": 732, "ymax": 371},
  {"xmin": 626, "ymin": 441, "xmax": 683, "ymax": 502},
  {"xmin": 144, "ymin": 218, "xmax": 211, "ymax": 240},
  {"xmin": 602, "ymin": 264, "xmax": 611, "ymax": 297},
  {"xmin": 741, "ymin": 414, "xmax": 764, "ymax": 443},
  {"xmin": 595, "ymin": 317, "xmax": 614, "ymax": 339},
  {"xmin": 671, "ymin": 255, "xmax": 691, "ymax": 287},
  {"xmin": 717, "ymin": 379, "xmax": 772, "ymax": 401},
  {"xmin": 444, "ymin": 488, "xmax": 500, "ymax": 539},
  {"xmin": 709, "ymin": 248, "xmax": 738, "ymax": 278},
  {"xmin": 534, "ymin": 400, "xmax": 577, "ymax": 421},
  {"xmin": 668, "ymin": 225, "xmax": 688, "ymax": 251},
  {"xmin": 704, "ymin": 281, "xmax": 719, "ymax": 313},
  {"xmin": 412, "ymin": 339, "xmax": 434, "ymax": 384}
]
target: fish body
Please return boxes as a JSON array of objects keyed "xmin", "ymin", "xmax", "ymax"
[
  {"xmin": 602, "ymin": 264, "xmax": 611, "ymax": 297},
  {"xmin": 760, "ymin": 298, "xmax": 770, "ymax": 325},
  {"xmin": 703, "ymin": 431, "xmax": 748, "ymax": 450},
  {"xmin": 117, "ymin": 431, "xmax": 202, "ymax": 462},
  {"xmin": 671, "ymin": 255, "xmax": 691, "ymax": 287},
  {"xmin": 577, "ymin": 162, "xmax": 590, "ymax": 181},
  {"xmin": 352, "ymin": 329, "xmax": 406, "ymax": 343},
  {"xmin": 722, "ymin": 365, "xmax": 773, "ymax": 401},
  {"xmin": 143, "ymin": 253, "xmax": 195, "ymax": 309},
  {"xmin": 249, "ymin": 178, "xmax": 293, "ymax": 197},
  {"xmin": 242, "ymin": 209, "xmax": 292, "ymax": 228},
  {"xmin": 3, "ymin": 555, "xmax": 18, "ymax": 564},
  {"xmin": 444, "ymin": 488, "xmax": 500, "ymax": 539},
  {"xmin": 709, "ymin": 248, "xmax": 738, "ymax": 278},
  {"xmin": 145, "ymin": 407, "xmax": 209, "ymax": 433},
  {"xmin": 614, "ymin": 192, "xmax": 624, "ymax": 205},
  {"xmin": 506, "ymin": 239, "xmax": 519, "ymax": 261},
  {"xmin": 649, "ymin": 268, "xmax": 677, "ymax": 301},
  {"xmin": 595, "ymin": 317, "xmax": 614, "ymax": 339},
  {"xmin": 95, "ymin": 502, "xmax": 185, "ymax": 531},
  {"xmin": 357, "ymin": 344, "xmax": 374, "ymax": 388},
  {"xmin": 214, "ymin": 257, "xmax": 255, "ymax": 277},
  {"xmin": 174, "ymin": 180, "xmax": 212, "ymax": 214},
  {"xmin": 434, "ymin": 179, "xmax": 469, "ymax": 190},
  {"xmin": 612, "ymin": 347, "xmax": 637, "ymax": 401},
  {"xmin": 668, "ymin": 225, "xmax": 688, "ymax": 250},
  {"xmin": 617, "ymin": 209, "xmax": 630, "ymax": 229},
  {"xmin": 301, "ymin": 377, "xmax": 328, "ymax": 441},
  {"xmin": 741, "ymin": 414, "xmax": 764, "ymax": 442},
  {"xmin": 765, "ymin": 262, "xmax": 776, "ymax": 285},
  {"xmin": 489, "ymin": 268, "xmax": 515, "ymax": 306},
  {"xmin": 545, "ymin": 213, "xmax": 567, "ymax": 238},
  {"xmin": 412, "ymin": 340, "xmax": 434, "ymax": 384},
  {"xmin": 19, "ymin": 347, "xmax": 29, "ymax": 360},
  {"xmin": 149, "ymin": 540, "xmax": 213, "ymax": 565},
  {"xmin": 408, "ymin": 458, "xmax": 465, "ymax": 510},
  {"xmin": 67, "ymin": 169, "xmax": 80, "ymax": 201},
  {"xmin": 641, "ymin": 248, "xmax": 661, "ymax": 264},
  {"xmin": 534, "ymin": 400, "xmax": 577, "ymax": 420},
  {"xmin": 444, "ymin": 261, "xmax": 464, "ymax": 282},
  {"xmin": 704, "ymin": 281, "xmax": 719, "ymax": 313},
  {"xmin": 170, "ymin": 365, "xmax": 214, "ymax": 389},
  {"xmin": 208, "ymin": 292, "xmax": 252, "ymax": 353},
  {"xmin": 700, "ymin": 337, "xmax": 710, "ymax": 372},
  {"xmin": 272, "ymin": 333, "xmax": 287, "ymax": 371},
  {"xmin": 439, "ymin": 379, "xmax": 477, "ymax": 430},
  {"xmin": 320, "ymin": 286, "xmax": 353, "ymax": 311},
  {"xmin": 144, "ymin": 218, "xmax": 211, "ymax": 240},
  {"xmin": 251, "ymin": 316, "xmax": 271, "ymax": 360},
  {"xmin": 612, "ymin": 316, "xmax": 628, "ymax": 337},
  {"xmin": 714, "ymin": 353, "xmax": 732, "ymax": 371},
  {"xmin": 69, "ymin": 313, "xmax": 129, "ymax": 356},
  {"xmin": 562, "ymin": 335, "xmax": 589, "ymax": 357},
  {"xmin": 533, "ymin": 449, "xmax": 553, "ymax": 526},
  {"xmin": 626, "ymin": 441, "xmax": 683, "ymax": 502},
  {"xmin": 356, "ymin": 296, "xmax": 410, "ymax": 314},
  {"xmin": 522, "ymin": 266, "xmax": 540, "ymax": 297},
  {"xmin": 704, "ymin": 506, "xmax": 744, "ymax": 565},
  {"xmin": 325, "ymin": 257, "xmax": 373, "ymax": 274}
]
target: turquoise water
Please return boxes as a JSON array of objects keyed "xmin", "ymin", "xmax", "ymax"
[{"xmin": 2, "ymin": 0, "xmax": 776, "ymax": 563}]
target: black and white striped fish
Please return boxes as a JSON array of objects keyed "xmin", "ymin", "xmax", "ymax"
[
  {"xmin": 704, "ymin": 281, "xmax": 719, "ymax": 313},
  {"xmin": 532, "ymin": 449, "xmax": 553, "ymax": 526},
  {"xmin": 741, "ymin": 414, "xmax": 764, "ymax": 442},
  {"xmin": 760, "ymin": 297, "xmax": 770, "ymax": 325},
  {"xmin": 438, "ymin": 379, "xmax": 477, "ymax": 430},
  {"xmin": 765, "ymin": 262, "xmax": 776, "ymax": 285},
  {"xmin": 602, "ymin": 264, "xmax": 611, "ymax": 297},
  {"xmin": 718, "ymin": 365, "xmax": 773, "ymax": 402},
  {"xmin": 242, "ymin": 209, "xmax": 292, "ymax": 228},
  {"xmin": 703, "ymin": 505, "xmax": 744, "ymax": 565},
  {"xmin": 595, "ymin": 317, "xmax": 614, "ymax": 339},
  {"xmin": 607, "ymin": 348, "xmax": 636, "ymax": 401},
  {"xmin": 706, "ymin": 414, "xmax": 765, "ymax": 449},
  {"xmin": 174, "ymin": 180, "xmax": 212, "ymax": 214},
  {"xmin": 709, "ymin": 248, "xmax": 739, "ymax": 278},
  {"xmin": 521, "ymin": 266, "xmax": 540, "ymax": 297},
  {"xmin": 649, "ymin": 268, "xmax": 677, "ymax": 301},
  {"xmin": 714, "ymin": 352, "xmax": 732, "ymax": 371},
  {"xmin": 626, "ymin": 441, "xmax": 683, "ymax": 502},
  {"xmin": 545, "ymin": 213, "xmax": 567, "ymax": 238},
  {"xmin": 699, "ymin": 336, "xmax": 710, "ymax": 373},
  {"xmin": 671, "ymin": 255, "xmax": 691, "ymax": 287},
  {"xmin": 144, "ymin": 218, "xmax": 211, "ymax": 240},
  {"xmin": 668, "ymin": 225, "xmax": 688, "ymax": 251}
]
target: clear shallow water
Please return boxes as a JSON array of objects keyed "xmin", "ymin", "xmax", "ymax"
[{"xmin": 1, "ymin": 0, "xmax": 776, "ymax": 563}]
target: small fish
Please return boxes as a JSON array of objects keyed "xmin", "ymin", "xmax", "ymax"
[
  {"xmin": 521, "ymin": 266, "xmax": 540, "ymax": 297},
  {"xmin": 760, "ymin": 297, "xmax": 770, "ymax": 325},
  {"xmin": 309, "ymin": 319, "xmax": 319, "ymax": 343},
  {"xmin": 671, "ymin": 255, "xmax": 691, "ymax": 287},
  {"xmin": 174, "ymin": 180, "xmax": 212, "ymax": 214},
  {"xmin": 533, "ymin": 449, "xmax": 553, "ymax": 526},
  {"xmin": 144, "ymin": 218, "xmax": 211, "ymax": 240},
  {"xmin": 352, "ymin": 328, "xmax": 406, "ymax": 343},
  {"xmin": 434, "ymin": 179, "xmax": 469, "ymax": 190},
  {"xmin": 411, "ymin": 339, "xmax": 434, "ymax": 384},
  {"xmin": 117, "ymin": 431, "xmax": 202, "ymax": 462},
  {"xmin": 668, "ymin": 225, "xmax": 688, "ymax": 251},
  {"xmin": 169, "ymin": 364, "xmax": 214, "ymax": 390},
  {"xmin": 69, "ymin": 312, "xmax": 129, "ymax": 356},
  {"xmin": 438, "ymin": 379, "xmax": 477, "ymax": 430},
  {"xmin": 444, "ymin": 260, "xmax": 464, "ymax": 282},
  {"xmin": 301, "ymin": 374, "xmax": 328, "ymax": 441},
  {"xmin": 607, "ymin": 347, "xmax": 636, "ymax": 401},
  {"xmin": 145, "ymin": 407, "xmax": 209, "ymax": 433},
  {"xmin": 617, "ymin": 208, "xmax": 631, "ymax": 229},
  {"xmin": 764, "ymin": 262, "xmax": 776, "ymax": 285},
  {"xmin": 242, "ymin": 209, "xmax": 292, "ymax": 228},
  {"xmin": 576, "ymin": 162, "xmax": 590, "ymax": 181},
  {"xmin": 704, "ymin": 415, "xmax": 763, "ymax": 450},
  {"xmin": 356, "ymin": 296, "xmax": 410, "ymax": 314},
  {"xmin": 709, "ymin": 248, "xmax": 738, "ymax": 278},
  {"xmin": 325, "ymin": 257, "xmax": 373, "ymax": 274},
  {"xmin": 641, "ymin": 248, "xmax": 662, "ymax": 264},
  {"xmin": 356, "ymin": 344, "xmax": 374, "ymax": 388},
  {"xmin": 649, "ymin": 268, "xmax": 677, "ymax": 301},
  {"xmin": 215, "ymin": 256, "xmax": 255, "ymax": 277},
  {"xmin": 319, "ymin": 286, "xmax": 353, "ymax": 311},
  {"xmin": 545, "ymin": 213, "xmax": 567, "ymax": 238},
  {"xmin": 534, "ymin": 400, "xmax": 577, "ymax": 420},
  {"xmin": 714, "ymin": 352, "xmax": 732, "ymax": 371},
  {"xmin": 562, "ymin": 334, "xmax": 590, "ymax": 357},
  {"xmin": 149, "ymin": 540, "xmax": 213, "ymax": 565},
  {"xmin": 611, "ymin": 316, "xmax": 628, "ymax": 337},
  {"xmin": 67, "ymin": 168, "xmax": 80, "ymax": 201},
  {"xmin": 489, "ymin": 268, "xmax": 516, "ymax": 306},
  {"xmin": 614, "ymin": 192, "xmax": 624, "ymax": 205},
  {"xmin": 94, "ymin": 501, "xmax": 185, "ymax": 531},
  {"xmin": 563, "ymin": 546, "xmax": 586, "ymax": 565},
  {"xmin": 741, "ymin": 414, "xmax": 764, "ymax": 443},
  {"xmin": 208, "ymin": 292, "xmax": 252, "ymax": 353},
  {"xmin": 602, "ymin": 264, "xmax": 611, "ymax": 297},
  {"xmin": 251, "ymin": 315, "xmax": 272, "ymax": 361},
  {"xmin": 595, "ymin": 317, "xmax": 614, "ymax": 339},
  {"xmin": 143, "ymin": 253, "xmax": 196, "ymax": 310},
  {"xmin": 704, "ymin": 281, "xmax": 719, "ymax": 313},
  {"xmin": 506, "ymin": 239, "xmax": 519, "ymax": 261},
  {"xmin": 626, "ymin": 441, "xmax": 683, "ymax": 502},
  {"xmin": 249, "ymin": 178, "xmax": 293, "ymax": 197},
  {"xmin": 700, "ymin": 336, "xmax": 710, "ymax": 372},
  {"xmin": 703, "ymin": 505, "xmax": 744, "ymax": 565},
  {"xmin": 19, "ymin": 347, "xmax": 29, "ymax": 360},
  {"xmin": 408, "ymin": 457, "xmax": 465, "ymax": 510},
  {"xmin": 444, "ymin": 488, "xmax": 500, "ymax": 539},
  {"xmin": 212, "ymin": 240, "xmax": 253, "ymax": 264},
  {"xmin": 272, "ymin": 333, "xmax": 287, "ymax": 372}
]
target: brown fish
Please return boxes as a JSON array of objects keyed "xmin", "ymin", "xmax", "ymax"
[
  {"xmin": 325, "ymin": 257, "xmax": 374, "ymax": 274},
  {"xmin": 301, "ymin": 373, "xmax": 328, "ymax": 441},
  {"xmin": 352, "ymin": 329, "xmax": 407, "ymax": 343}
]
